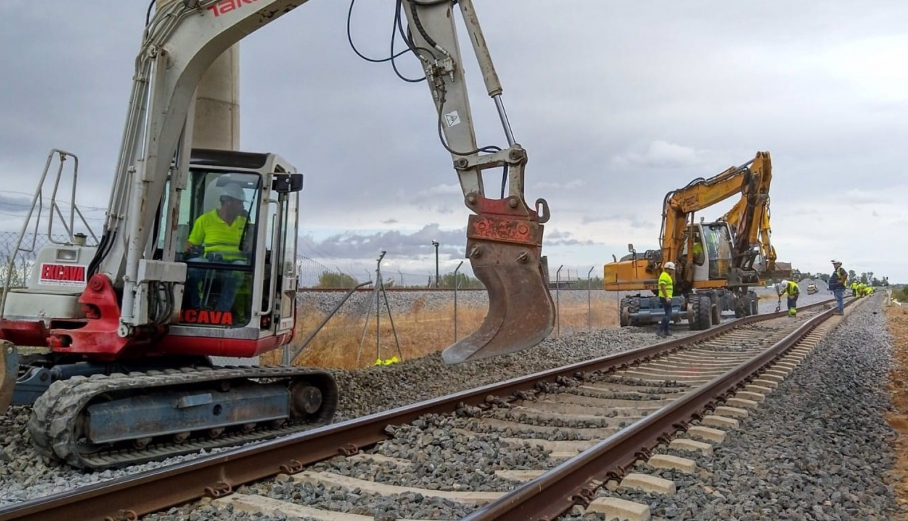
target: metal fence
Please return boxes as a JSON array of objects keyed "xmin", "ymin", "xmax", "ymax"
[
  {"xmin": 0, "ymin": 231, "xmax": 369, "ymax": 290},
  {"xmin": 0, "ymin": 232, "xmax": 61, "ymax": 288},
  {"xmin": 0, "ymin": 232, "xmax": 618, "ymax": 368},
  {"xmin": 0, "ymin": 231, "xmax": 602, "ymax": 295}
]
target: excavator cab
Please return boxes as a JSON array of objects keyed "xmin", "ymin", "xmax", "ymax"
[
  {"xmin": 154, "ymin": 149, "xmax": 303, "ymax": 356},
  {"xmin": 173, "ymin": 171, "xmax": 260, "ymax": 328},
  {"xmin": 698, "ymin": 222, "xmax": 734, "ymax": 281}
]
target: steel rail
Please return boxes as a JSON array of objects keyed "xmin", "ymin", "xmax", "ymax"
[
  {"xmin": 463, "ymin": 300, "xmax": 851, "ymax": 521},
  {"xmin": 0, "ymin": 299, "xmax": 837, "ymax": 521}
]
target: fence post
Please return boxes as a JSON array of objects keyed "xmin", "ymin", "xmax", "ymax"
[
  {"xmin": 587, "ymin": 266, "xmax": 594, "ymax": 332},
  {"xmin": 556, "ymin": 265, "xmax": 563, "ymax": 338},
  {"xmin": 453, "ymin": 260, "xmax": 464, "ymax": 342}
]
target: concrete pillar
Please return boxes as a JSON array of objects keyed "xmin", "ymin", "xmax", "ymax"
[{"xmin": 155, "ymin": 0, "xmax": 240, "ymax": 151}]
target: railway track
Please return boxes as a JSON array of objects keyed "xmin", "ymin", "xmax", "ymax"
[{"xmin": 0, "ymin": 298, "xmax": 855, "ymax": 521}]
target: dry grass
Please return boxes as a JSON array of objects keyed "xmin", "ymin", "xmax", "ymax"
[{"xmin": 261, "ymin": 297, "xmax": 618, "ymax": 369}]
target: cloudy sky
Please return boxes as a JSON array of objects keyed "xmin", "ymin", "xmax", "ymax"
[{"xmin": 1, "ymin": 1, "xmax": 906, "ymax": 284}]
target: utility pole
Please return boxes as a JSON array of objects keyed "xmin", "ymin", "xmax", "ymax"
[
  {"xmin": 432, "ymin": 240, "xmax": 440, "ymax": 288},
  {"xmin": 155, "ymin": 0, "xmax": 240, "ymax": 150}
]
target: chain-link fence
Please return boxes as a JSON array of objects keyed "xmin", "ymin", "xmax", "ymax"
[
  {"xmin": 0, "ymin": 231, "xmax": 601, "ymax": 292},
  {"xmin": 0, "ymin": 232, "xmax": 64, "ymax": 288},
  {"xmin": 0, "ymin": 231, "xmax": 620, "ymax": 369}
]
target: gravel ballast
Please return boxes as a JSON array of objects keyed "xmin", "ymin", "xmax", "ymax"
[
  {"xmin": 0, "ymin": 292, "xmax": 701, "ymax": 507},
  {"xmin": 0, "ymin": 289, "xmax": 838, "ymax": 509},
  {"xmin": 571, "ymin": 295, "xmax": 900, "ymax": 520}
]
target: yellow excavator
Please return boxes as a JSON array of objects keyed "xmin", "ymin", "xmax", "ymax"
[{"xmin": 604, "ymin": 151, "xmax": 789, "ymax": 329}]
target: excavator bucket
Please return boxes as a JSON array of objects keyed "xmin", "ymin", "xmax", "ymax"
[
  {"xmin": 764, "ymin": 260, "xmax": 793, "ymax": 281},
  {"xmin": 0, "ymin": 342, "xmax": 16, "ymax": 414},
  {"xmin": 442, "ymin": 211, "xmax": 555, "ymax": 364}
]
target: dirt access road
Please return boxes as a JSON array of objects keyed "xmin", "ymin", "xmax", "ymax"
[{"xmin": 886, "ymin": 300, "xmax": 908, "ymax": 516}]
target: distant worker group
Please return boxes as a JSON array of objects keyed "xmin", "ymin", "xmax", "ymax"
[
  {"xmin": 780, "ymin": 259, "xmax": 875, "ymax": 318},
  {"xmin": 851, "ymin": 281, "xmax": 874, "ymax": 298}
]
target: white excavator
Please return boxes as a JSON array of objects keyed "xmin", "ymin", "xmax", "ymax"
[{"xmin": 0, "ymin": 0, "xmax": 555, "ymax": 468}]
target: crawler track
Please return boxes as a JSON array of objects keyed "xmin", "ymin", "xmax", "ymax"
[
  {"xmin": 27, "ymin": 366, "xmax": 337, "ymax": 469},
  {"xmin": 0, "ymin": 299, "xmax": 849, "ymax": 521}
]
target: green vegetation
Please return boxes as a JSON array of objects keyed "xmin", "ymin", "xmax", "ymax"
[
  {"xmin": 317, "ymin": 271, "xmax": 358, "ymax": 288},
  {"xmin": 894, "ymin": 287, "xmax": 908, "ymax": 302},
  {"xmin": 438, "ymin": 271, "xmax": 484, "ymax": 289}
]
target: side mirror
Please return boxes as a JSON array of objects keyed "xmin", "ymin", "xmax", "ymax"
[
  {"xmin": 627, "ymin": 243, "xmax": 635, "ymax": 253},
  {"xmin": 272, "ymin": 173, "xmax": 304, "ymax": 193}
]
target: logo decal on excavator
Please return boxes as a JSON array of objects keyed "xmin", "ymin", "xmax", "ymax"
[
  {"xmin": 207, "ymin": 0, "xmax": 260, "ymax": 17},
  {"xmin": 180, "ymin": 309, "xmax": 234, "ymax": 325},
  {"xmin": 38, "ymin": 263, "xmax": 87, "ymax": 287}
]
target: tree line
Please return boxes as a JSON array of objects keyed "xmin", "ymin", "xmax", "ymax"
[
  {"xmin": 314, "ymin": 270, "xmax": 484, "ymax": 289},
  {"xmin": 796, "ymin": 269, "xmax": 889, "ymax": 287}
]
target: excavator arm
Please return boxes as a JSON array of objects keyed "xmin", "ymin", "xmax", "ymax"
[
  {"xmin": 400, "ymin": 0, "xmax": 554, "ymax": 363},
  {"xmin": 717, "ymin": 151, "xmax": 777, "ymax": 274},
  {"xmin": 85, "ymin": 0, "xmax": 552, "ymax": 362},
  {"xmin": 660, "ymin": 151, "xmax": 774, "ymax": 275}
]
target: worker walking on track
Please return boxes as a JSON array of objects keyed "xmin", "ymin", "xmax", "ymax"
[
  {"xmin": 778, "ymin": 279, "xmax": 800, "ymax": 317},
  {"xmin": 829, "ymin": 260, "xmax": 848, "ymax": 315},
  {"xmin": 657, "ymin": 262, "xmax": 676, "ymax": 338}
]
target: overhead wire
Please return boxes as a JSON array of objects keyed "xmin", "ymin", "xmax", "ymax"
[
  {"xmin": 348, "ymin": 0, "xmax": 508, "ymax": 169},
  {"xmin": 145, "ymin": 0, "xmax": 156, "ymax": 26},
  {"xmin": 391, "ymin": 0, "xmax": 429, "ymax": 83},
  {"xmin": 347, "ymin": 0, "xmax": 411, "ymax": 64}
]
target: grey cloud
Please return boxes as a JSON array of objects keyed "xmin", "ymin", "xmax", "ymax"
[
  {"xmin": 610, "ymin": 141, "xmax": 711, "ymax": 169},
  {"xmin": 546, "ymin": 237, "xmax": 598, "ymax": 247},
  {"xmin": 532, "ymin": 179, "xmax": 584, "ymax": 190},
  {"xmin": 0, "ymin": 194, "xmax": 32, "ymax": 214},
  {"xmin": 581, "ymin": 214, "xmax": 657, "ymax": 230},
  {"xmin": 1, "ymin": 1, "xmax": 907, "ymax": 280},
  {"xmin": 299, "ymin": 224, "xmax": 467, "ymax": 260},
  {"xmin": 541, "ymin": 229, "xmax": 601, "ymax": 246}
]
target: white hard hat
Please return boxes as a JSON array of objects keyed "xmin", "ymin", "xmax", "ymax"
[
  {"xmin": 664, "ymin": 262, "xmax": 676, "ymax": 270},
  {"xmin": 220, "ymin": 184, "xmax": 246, "ymax": 202},
  {"xmin": 780, "ymin": 279, "xmax": 789, "ymax": 287}
]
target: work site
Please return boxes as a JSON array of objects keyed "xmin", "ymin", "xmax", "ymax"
[{"xmin": 0, "ymin": 1, "xmax": 906, "ymax": 520}]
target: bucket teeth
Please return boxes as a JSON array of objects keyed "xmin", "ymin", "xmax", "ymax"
[{"xmin": 441, "ymin": 242, "xmax": 554, "ymax": 364}]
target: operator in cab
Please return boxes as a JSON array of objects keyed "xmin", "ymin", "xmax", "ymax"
[
  {"xmin": 777, "ymin": 279, "xmax": 800, "ymax": 317},
  {"xmin": 184, "ymin": 184, "xmax": 249, "ymax": 314},
  {"xmin": 657, "ymin": 262, "xmax": 675, "ymax": 338}
]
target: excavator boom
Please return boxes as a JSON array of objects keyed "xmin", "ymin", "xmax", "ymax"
[{"xmin": 400, "ymin": 0, "xmax": 555, "ymax": 362}]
